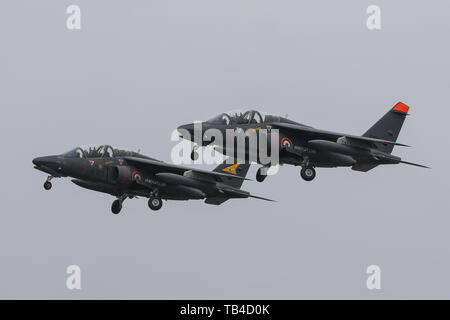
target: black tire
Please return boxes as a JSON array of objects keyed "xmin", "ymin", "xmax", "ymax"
[
  {"xmin": 111, "ymin": 200, "xmax": 122, "ymax": 214},
  {"xmin": 148, "ymin": 197, "xmax": 163, "ymax": 211},
  {"xmin": 43, "ymin": 181, "xmax": 52, "ymax": 190},
  {"xmin": 300, "ymin": 167, "xmax": 316, "ymax": 181},
  {"xmin": 256, "ymin": 168, "xmax": 267, "ymax": 183},
  {"xmin": 190, "ymin": 150, "xmax": 199, "ymax": 161}
]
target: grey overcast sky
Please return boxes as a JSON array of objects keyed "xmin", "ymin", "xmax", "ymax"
[{"xmin": 0, "ymin": 0, "xmax": 449, "ymax": 299}]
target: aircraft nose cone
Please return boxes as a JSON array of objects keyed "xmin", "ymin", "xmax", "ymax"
[
  {"xmin": 32, "ymin": 156, "xmax": 61, "ymax": 171},
  {"xmin": 32, "ymin": 156, "xmax": 45, "ymax": 166}
]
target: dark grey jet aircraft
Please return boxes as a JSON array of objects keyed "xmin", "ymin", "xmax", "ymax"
[
  {"xmin": 178, "ymin": 102, "xmax": 429, "ymax": 182},
  {"xmin": 33, "ymin": 144, "xmax": 272, "ymax": 214}
]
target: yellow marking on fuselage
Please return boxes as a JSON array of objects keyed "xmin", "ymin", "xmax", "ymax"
[
  {"xmin": 104, "ymin": 161, "xmax": 113, "ymax": 165},
  {"xmin": 222, "ymin": 163, "xmax": 240, "ymax": 175}
]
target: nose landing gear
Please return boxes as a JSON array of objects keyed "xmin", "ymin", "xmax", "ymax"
[{"xmin": 43, "ymin": 176, "xmax": 53, "ymax": 190}]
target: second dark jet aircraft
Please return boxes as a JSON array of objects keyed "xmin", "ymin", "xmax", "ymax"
[
  {"xmin": 178, "ymin": 102, "xmax": 429, "ymax": 182},
  {"xmin": 33, "ymin": 144, "xmax": 272, "ymax": 214}
]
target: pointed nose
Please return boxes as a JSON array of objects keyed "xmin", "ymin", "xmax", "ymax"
[
  {"xmin": 32, "ymin": 156, "xmax": 44, "ymax": 166},
  {"xmin": 32, "ymin": 156, "xmax": 60, "ymax": 170}
]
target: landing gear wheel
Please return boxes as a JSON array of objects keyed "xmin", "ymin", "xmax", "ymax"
[
  {"xmin": 111, "ymin": 200, "xmax": 122, "ymax": 214},
  {"xmin": 148, "ymin": 197, "xmax": 163, "ymax": 211},
  {"xmin": 300, "ymin": 167, "xmax": 316, "ymax": 181},
  {"xmin": 43, "ymin": 181, "xmax": 52, "ymax": 190},
  {"xmin": 256, "ymin": 168, "xmax": 267, "ymax": 183},
  {"xmin": 190, "ymin": 150, "xmax": 199, "ymax": 161}
]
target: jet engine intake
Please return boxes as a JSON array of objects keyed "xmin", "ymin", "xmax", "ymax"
[{"xmin": 109, "ymin": 165, "xmax": 139, "ymax": 184}]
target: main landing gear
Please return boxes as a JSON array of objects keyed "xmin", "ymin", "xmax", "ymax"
[
  {"xmin": 148, "ymin": 197, "xmax": 163, "ymax": 211},
  {"xmin": 300, "ymin": 166, "xmax": 316, "ymax": 181},
  {"xmin": 43, "ymin": 176, "xmax": 53, "ymax": 190},
  {"xmin": 148, "ymin": 188, "xmax": 163, "ymax": 211},
  {"xmin": 110, "ymin": 189, "xmax": 163, "ymax": 215},
  {"xmin": 299, "ymin": 157, "xmax": 316, "ymax": 181},
  {"xmin": 111, "ymin": 194, "xmax": 128, "ymax": 214}
]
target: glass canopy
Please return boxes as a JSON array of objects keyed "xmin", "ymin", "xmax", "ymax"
[
  {"xmin": 62, "ymin": 145, "xmax": 152, "ymax": 159},
  {"xmin": 206, "ymin": 109, "xmax": 304, "ymax": 126}
]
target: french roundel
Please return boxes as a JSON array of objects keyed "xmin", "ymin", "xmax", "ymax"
[
  {"xmin": 281, "ymin": 137, "xmax": 293, "ymax": 149},
  {"xmin": 132, "ymin": 171, "xmax": 142, "ymax": 182}
]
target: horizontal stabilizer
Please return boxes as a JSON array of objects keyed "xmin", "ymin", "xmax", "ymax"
[
  {"xmin": 247, "ymin": 194, "xmax": 276, "ymax": 202},
  {"xmin": 399, "ymin": 160, "xmax": 430, "ymax": 169},
  {"xmin": 219, "ymin": 187, "xmax": 275, "ymax": 202},
  {"xmin": 203, "ymin": 193, "xmax": 276, "ymax": 204},
  {"xmin": 347, "ymin": 136, "xmax": 410, "ymax": 147}
]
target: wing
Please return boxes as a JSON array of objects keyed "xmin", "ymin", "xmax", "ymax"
[
  {"xmin": 271, "ymin": 122, "xmax": 410, "ymax": 148},
  {"xmin": 123, "ymin": 156, "xmax": 249, "ymax": 182}
]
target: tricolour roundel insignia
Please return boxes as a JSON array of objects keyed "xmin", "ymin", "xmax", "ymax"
[
  {"xmin": 281, "ymin": 137, "xmax": 293, "ymax": 149},
  {"xmin": 132, "ymin": 171, "xmax": 142, "ymax": 182}
]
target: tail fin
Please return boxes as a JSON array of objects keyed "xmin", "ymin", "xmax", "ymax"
[
  {"xmin": 213, "ymin": 161, "xmax": 250, "ymax": 189},
  {"xmin": 363, "ymin": 102, "xmax": 409, "ymax": 154}
]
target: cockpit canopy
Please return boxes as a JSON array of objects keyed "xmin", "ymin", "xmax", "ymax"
[
  {"xmin": 206, "ymin": 109, "xmax": 303, "ymax": 126},
  {"xmin": 62, "ymin": 144, "xmax": 151, "ymax": 159},
  {"xmin": 207, "ymin": 110, "xmax": 264, "ymax": 125}
]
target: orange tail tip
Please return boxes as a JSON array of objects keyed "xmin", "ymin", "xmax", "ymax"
[{"xmin": 393, "ymin": 102, "xmax": 410, "ymax": 114}]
